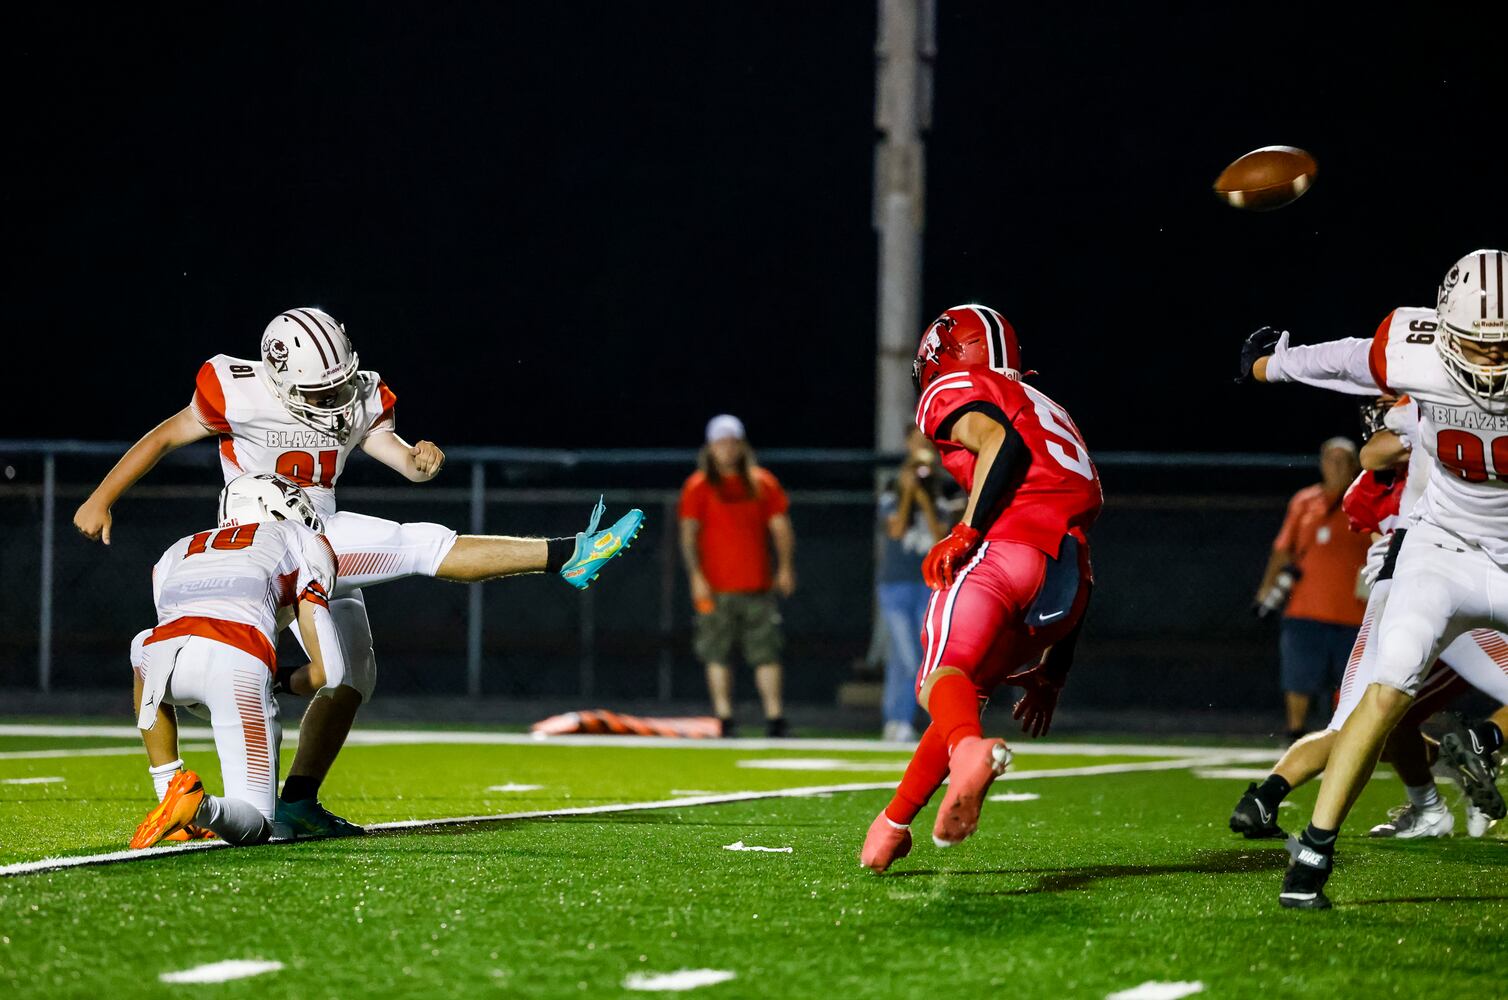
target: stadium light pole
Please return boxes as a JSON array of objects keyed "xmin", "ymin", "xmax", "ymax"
[{"xmin": 873, "ymin": 0, "xmax": 935, "ymax": 453}]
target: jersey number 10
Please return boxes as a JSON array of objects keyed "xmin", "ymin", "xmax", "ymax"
[{"xmin": 185, "ymin": 524, "xmax": 259, "ymax": 557}]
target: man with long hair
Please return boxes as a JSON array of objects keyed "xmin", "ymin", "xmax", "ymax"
[{"xmin": 678, "ymin": 415, "xmax": 796, "ymax": 737}]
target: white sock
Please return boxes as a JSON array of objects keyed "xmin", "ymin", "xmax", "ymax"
[
  {"xmin": 149, "ymin": 759, "xmax": 183, "ymax": 801},
  {"xmin": 194, "ymin": 795, "xmax": 273, "ymax": 847},
  {"xmin": 1405, "ymin": 783, "xmax": 1441, "ymax": 810}
]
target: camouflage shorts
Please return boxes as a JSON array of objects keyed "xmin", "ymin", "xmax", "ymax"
[{"xmin": 694, "ymin": 591, "xmax": 784, "ymax": 666}]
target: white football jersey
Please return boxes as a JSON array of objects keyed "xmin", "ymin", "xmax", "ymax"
[
  {"xmin": 190, "ymin": 356, "xmax": 397, "ymax": 520},
  {"xmin": 1270, "ymin": 306, "xmax": 1508, "ymax": 563},
  {"xmin": 149, "ymin": 519, "xmax": 338, "ymax": 664}
]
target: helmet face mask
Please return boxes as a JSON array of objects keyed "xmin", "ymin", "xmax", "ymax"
[
  {"xmin": 218, "ymin": 473, "xmax": 323, "ymax": 533},
  {"xmin": 261, "ymin": 308, "xmax": 362, "ymax": 442},
  {"xmin": 1435, "ymin": 250, "xmax": 1508, "ymax": 412}
]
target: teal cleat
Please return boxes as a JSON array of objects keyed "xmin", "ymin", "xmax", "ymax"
[
  {"xmin": 275, "ymin": 798, "xmax": 366, "ymax": 838},
  {"xmin": 560, "ymin": 496, "xmax": 645, "ymax": 590}
]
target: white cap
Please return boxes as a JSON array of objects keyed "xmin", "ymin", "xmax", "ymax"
[{"xmin": 706, "ymin": 414, "xmax": 746, "ymax": 443}]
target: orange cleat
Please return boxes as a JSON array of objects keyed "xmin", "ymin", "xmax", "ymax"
[
  {"xmin": 859, "ymin": 810, "xmax": 913, "ymax": 873},
  {"xmin": 932, "ymin": 737, "xmax": 1011, "ymax": 848},
  {"xmin": 129, "ymin": 770, "xmax": 205, "ymax": 849},
  {"xmin": 164, "ymin": 824, "xmax": 218, "ymax": 843}
]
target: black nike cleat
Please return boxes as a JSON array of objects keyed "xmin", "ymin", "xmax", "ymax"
[
  {"xmin": 1439, "ymin": 714, "xmax": 1506, "ymax": 821},
  {"xmin": 1279, "ymin": 835, "xmax": 1333, "ymax": 910},
  {"xmin": 1230, "ymin": 782, "xmax": 1286, "ymax": 839}
]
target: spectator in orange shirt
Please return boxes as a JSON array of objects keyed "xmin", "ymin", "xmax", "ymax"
[
  {"xmin": 678, "ymin": 415, "xmax": 797, "ymax": 737},
  {"xmin": 1256, "ymin": 437, "xmax": 1369, "ymax": 742}
]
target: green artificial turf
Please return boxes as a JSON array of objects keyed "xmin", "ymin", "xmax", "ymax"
[{"xmin": 1, "ymin": 727, "xmax": 1504, "ymax": 999}]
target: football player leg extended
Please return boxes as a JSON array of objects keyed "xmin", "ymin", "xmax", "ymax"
[
  {"xmin": 73, "ymin": 307, "xmax": 645, "ymax": 836},
  {"xmin": 861, "ymin": 306, "xmax": 1101, "ymax": 873}
]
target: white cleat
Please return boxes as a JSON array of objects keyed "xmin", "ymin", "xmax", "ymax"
[
  {"xmin": 1465, "ymin": 802, "xmax": 1498, "ymax": 838},
  {"xmin": 1368, "ymin": 801, "xmax": 1454, "ymax": 839}
]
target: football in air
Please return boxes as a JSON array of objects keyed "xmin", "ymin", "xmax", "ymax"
[{"xmin": 1213, "ymin": 145, "xmax": 1317, "ymax": 211}]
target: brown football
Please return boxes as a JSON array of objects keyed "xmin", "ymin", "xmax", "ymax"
[{"xmin": 1213, "ymin": 146, "xmax": 1317, "ymax": 211}]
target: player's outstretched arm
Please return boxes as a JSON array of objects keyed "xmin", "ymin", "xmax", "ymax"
[
  {"xmin": 1238, "ymin": 327, "xmax": 1377, "ymax": 395},
  {"xmin": 74, "ymin": 407, "xmax": 214, "ymax": 545},
  {"xmin": 361, "ymin": 430, "xmax": 445, "ymax": 482}
]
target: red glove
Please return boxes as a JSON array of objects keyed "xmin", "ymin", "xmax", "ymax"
[
  {"xmin": 922, "ymin": 523, "xmax": 982, "ymax": 591},
  {"xmin": 1002, "ymin": 660, "xmax": 1062, "ymax": 737}
]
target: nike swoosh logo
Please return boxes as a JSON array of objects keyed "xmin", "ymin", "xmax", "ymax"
[{"xmin": 1038, "ymin": 610, "xmax": 1065, "ymax": 621}]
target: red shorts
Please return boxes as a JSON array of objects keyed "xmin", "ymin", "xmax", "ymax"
[{"xmin": 916, "ymin": 539, "xmax": 1089, "ymax": 696}]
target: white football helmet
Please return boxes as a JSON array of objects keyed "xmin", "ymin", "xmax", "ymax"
[
  {"xmin": 260, "ymin": 307, "xmax": 362, "ymax": 441},
  {"xmin": 218, "ymin": 473, "xmax": 323, "ymax": 533},
  {"xmin": 1436, "ymin": 249, "xmax": 1508, "ymax": 408}
]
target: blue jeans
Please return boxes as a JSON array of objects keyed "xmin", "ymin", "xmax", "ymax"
[{"xmin": 878, "ymin": 581, "xmax": 932, "ymax": 727}]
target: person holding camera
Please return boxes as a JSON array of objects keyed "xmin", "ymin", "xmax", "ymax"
[
  {"xmin": 876, "ymin": 427, "xmax": 956, "ymax": 742},
  {"xmin": 1256, "ymin": 436, "xmax": 1369, "ymax": 742}
]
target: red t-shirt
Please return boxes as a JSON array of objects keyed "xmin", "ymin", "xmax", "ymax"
[
  {"xmin": 678, "ymin": 467, "xmax": 790, "ymax": 593},
  {"xmin": 1274, "ymin": 484, "xmax": 1370, "ymax": 626},
  {"xmin": 915, "ymin": 366, "xmax": 1103, "ymax": 557}
]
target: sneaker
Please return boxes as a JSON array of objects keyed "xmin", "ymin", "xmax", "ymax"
[
  {"xmin": 1439, "ymin": 714, "xmax": 1506, "ymax": 821},
  {"xmin": 883, "ymin": 721, "xmax": 919, "ymax": 744},
  {"xmin": 1279, "ymin": 834, "xmax": 1333, "ymax": 910},
  {"xmin": 559, "ymin": 496, "xmax": 645, "ymax": 590},
  {"xmin": 717, "ymin": 717, "xmax": 737, "ymax": 739},
  {"xmin": 932, "ymin": 737, "xmax": 1012, "ymax": 848},
  {"xmin": 275, "ymin": 798, "xmax": 366, "ymax": 838},
  {"xmin": 765, "ymin": 717, "xmax": 789, "ymax": 738},
  {"xmin": 130, "ymin": 770, "xmax": 205, "ymax": 849},
  {"xmin": 1229, "ymin": 782, "xmax": 1286, "ymax": 839},
  {"xmin": 1368, "ymin": 801, "xmax": 1454, "ymax": 838},
  {"xmin": 860, "ymin": 811, "xmax": 913, "ymax": 873},
  {"xmin": 1466, "ymin": 802, "xmax": 1498, "ymax": 838}
]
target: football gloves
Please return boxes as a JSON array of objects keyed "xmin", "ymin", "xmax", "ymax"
[
  {"xmin": 1003, "ymin": 660, "xmax": 1062, "ymax": 738},
  {"xmin": 923, "ymin": 523, "xmax": 982, "ymax": 590},
  {"xmin": 1235, "ymin": 326, "xmax": 1285, "ymax": 383}
]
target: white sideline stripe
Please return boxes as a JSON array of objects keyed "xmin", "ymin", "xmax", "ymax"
[
  {"xmin": 0, "ymin": 753, "xmax": 1249, "ymax": 878},
  {"xmin": 0, "ymin": 724, "xmax": 1283, "ymax": 760},
  {"xmin": 159, "ymin": 960, "xmax": 284, "ymax": 984},
  {"xmin": 989, "ymin": 792, "xmax": 1041, "ymax": 802},
  {"xmin": 486, "ymin": 784, "xmax": 544, "ymax": 792},
  {"xmin": 1106, "ymin": 981, "xmax": 1204, "ymax": 1000},
  {"xmin": 1, "ymin": 776, "xmax": 65, "ymax": 785},
  {"xmin": 624, "ymin": 969, "xmax": 737, "ymax": 991},
  {"xmin": 0, "ymin": 744, "xmax": 216, "ymax": 761}
]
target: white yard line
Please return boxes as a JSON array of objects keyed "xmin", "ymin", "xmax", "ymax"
[
  {"xmin": 0, "ymin": 724, "xmax": 1281, "ymax": 759},
  {"xmin": 0, "ymin": 751, "xmax": 1253, "ymax": 879},
  {"xmin": 0, "ymin": 776, "xmax": 65, "ymax": 785},
  {"xmin": 1106, "ymin": 981, "xmax": 1205, "ymax": 1000},
  {"xmin": 159, "ymin": 960, "xmax": 284, "ymax": 984},
  {"xmin": 0, "ymin": 744, "xmax": 217, "ymax": 761},
  {"xmin": 624, "ymin": 969, "xmax": 737, "ymax": 991}
]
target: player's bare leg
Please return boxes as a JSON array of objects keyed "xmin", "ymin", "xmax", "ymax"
[
  {"xmin": 435, "ymin": 535, "xmax": 548, "ymax": 582},
  {"xmin": 755, "ymin": 663, "xmax": 786, "ymax": 736},
  {"xmin": 134, "ymin": 673, "xmax": 180, "ymax": 769},
  {"xmin": 1230, "ymin": 730, "xmax": 1335, "ymax": 838},
  {"xmin": 286, "ymin": 688, "xmax": 362, "ymax": 793},
  {"xmin": 706, "ymin": 663, "xmax": 735, "ymax": 734},
  {"xmin": 1281, "ymin": 683, "xmax": 1413, "ymax": 909}
]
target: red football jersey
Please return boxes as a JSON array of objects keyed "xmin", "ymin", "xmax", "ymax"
[
  {"xmin": 1342, "ymin": 470, "xmax": 1405, "ymax": 536},
  {"xmin": 915, "ymin": 367, "xmax": 1103, "ymax": 555}
]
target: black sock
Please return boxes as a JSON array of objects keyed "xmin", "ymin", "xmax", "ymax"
[
  {"xmin": 1254, "ymin": 774, "xmax": 1292, "ymax": 812},
  {"xmin": 1300, "ymin": 823, "xmax": 1337, "ymax": 852},
  {"xmin": 766, "ymin": 717, "xmax": 788, "ymax": 738},
  {"xmin": 718, "ymin": 717, "xmax": 737, "ymax": 738},
  {"xmin": 544, "ymin": 537, "xmax": 576, "ymax": 574},
  {"xmin": 280, "ymin": 775, "xmax": 320, "ymax": 803},
  {"xmin": 1468, "ymin": 721, "xmax": 1505, "ymax": 755}
]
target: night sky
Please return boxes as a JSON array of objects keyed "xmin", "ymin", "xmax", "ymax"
[{"xmin": 8, "ymin": 4, "xmax": 1504, "ymax": 453}]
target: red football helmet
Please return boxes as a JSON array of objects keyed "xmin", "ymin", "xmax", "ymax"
[{"xmin": 911, "ymin": 304, "xmax": 1021, "ymax": 392}]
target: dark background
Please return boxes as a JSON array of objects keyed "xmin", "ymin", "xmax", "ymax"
[{"xmin": 8, "ymin": 4, "xmax": 1503, "ymax": 452}]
